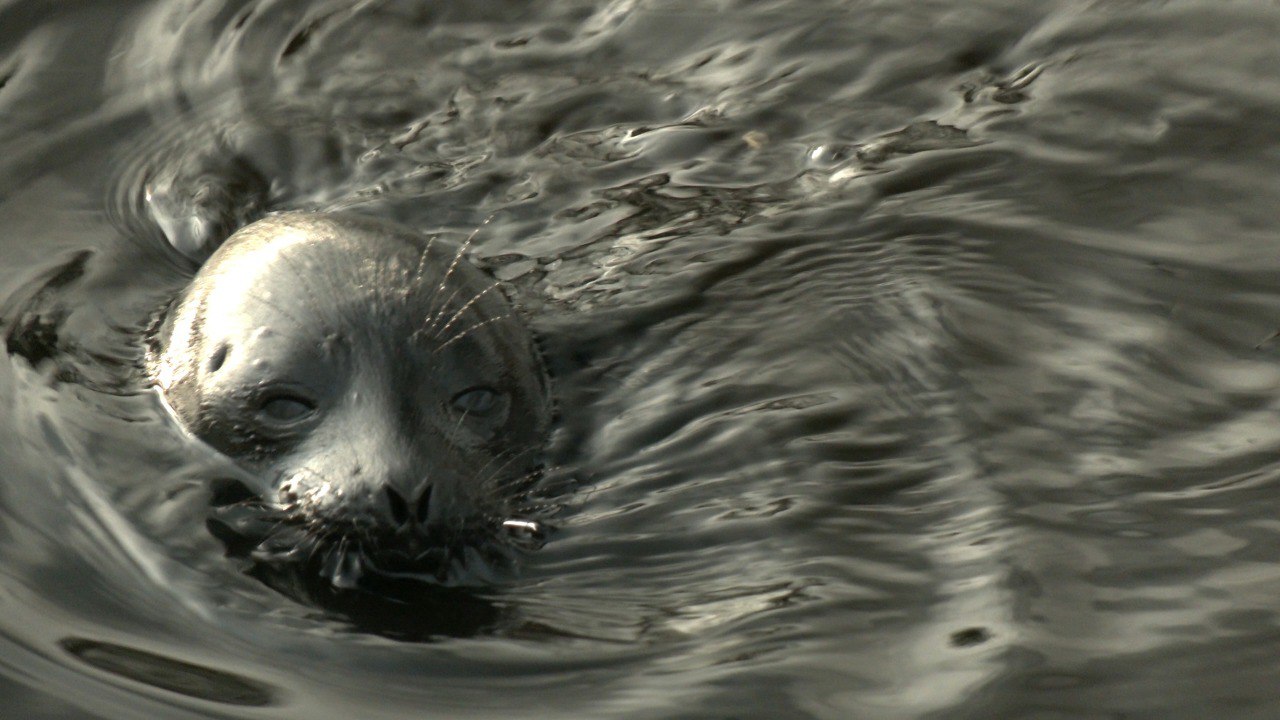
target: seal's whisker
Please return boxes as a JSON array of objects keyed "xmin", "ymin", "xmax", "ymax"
[
  {"xmin": 433, "ymin": 280, "xmax": 501, "ymax": 340},
  {"xmin": 486, "ymin": 464, "xmax": 545, "ymax": 503},
  {"xmin": 445, "ymin": 402, "xmax": 472, "ymax": 448},
  {"xmin": 421, "ymin": 283, "xmax": 465, "ymax": 337},
  {"xmin": 470, "ymin": 446, "xmax": 521, "ymax": 493},
  {"xmin": 420, "ymin": 211, "xmax": 503, "ymax": 328},
  {"xmin": 433, "ymin": 314, "xmax": 512, "ymax": 354},
  {"xmin": 409, "ymin": 234, "xmax": 438, "ymax": 290},
  {"xmin": 300, "ymin": 527, "xmax": 327, "ymax": 566},
  {"xmin": 487, "ymin": 462, "xmax": 540, "ymax": 490},
  {"xmin": 425, "ymin": 215, "xmax": 491, "ymax": 316},
  {"xmin": 318, "ymin": 534, "xmax": 348, "ymax": 582}
]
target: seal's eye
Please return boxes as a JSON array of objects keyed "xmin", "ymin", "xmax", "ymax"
[
  {"xmin": 450, "ymin": 386, "xmax": 501, "ymax": 416},
  {"xmin": 256, "ymin": 392, "xmax": 316, "ymax": 424}
]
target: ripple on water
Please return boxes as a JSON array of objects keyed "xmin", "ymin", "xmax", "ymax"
[{"xmin": 2, "ymin": 0, "xmax": 1280, "ymax": 718}]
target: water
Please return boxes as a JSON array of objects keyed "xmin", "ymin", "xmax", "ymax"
[{"xmin": 2, "ymin": 0, "xmax": 1280, "ymax": 717}]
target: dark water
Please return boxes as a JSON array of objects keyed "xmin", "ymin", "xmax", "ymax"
[{"xmin": 3, "ymin": 0, "xmax": 1280, "ymax": 717}]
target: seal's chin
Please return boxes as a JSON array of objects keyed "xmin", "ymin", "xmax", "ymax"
[{"xmin": 204, "ymin": 478, "xmax": 549, "ymax": 596}]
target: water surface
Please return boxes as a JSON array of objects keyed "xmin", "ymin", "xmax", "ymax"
[{"xmin": 2, "ymin": 1, "xmax": 1280, "ymax": 718}]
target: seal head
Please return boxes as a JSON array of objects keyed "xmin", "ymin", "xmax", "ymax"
[{"xmin": 149, "ymin": 212, "xmax": 552, "ymax": 587}]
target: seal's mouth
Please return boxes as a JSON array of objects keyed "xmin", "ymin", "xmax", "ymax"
[{"xmin": 204, "ymin": 477, "xmax": 551, "ymax": 594}]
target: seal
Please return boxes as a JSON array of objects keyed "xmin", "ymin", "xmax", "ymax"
[{"xmin": 147, "ymin": 211, "xmax": 553, "ymax": 589}]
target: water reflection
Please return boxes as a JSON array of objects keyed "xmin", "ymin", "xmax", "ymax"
[
  {"xmin": 1, "ymin": 0, "xmax": 1280, "ymax": 718},
  {"xmin": 60, "ymin": 638, "xmax": 277, "ymax": 707}
]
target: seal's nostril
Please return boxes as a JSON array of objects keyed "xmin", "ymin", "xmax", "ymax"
[
  {"xmin": 206, "ymin": 343, "xmax": 229, "ymax": 373},
  {"xmin": 384, "ymin": 486, "xmax": 410, "ymax": 525},
  {"xmin": 209, "ymin": 478, "xmax": 261, "ymax": 507},
  {"xmin": 414, "ymin": 484, "xmax": 433, "ymax": 524}
]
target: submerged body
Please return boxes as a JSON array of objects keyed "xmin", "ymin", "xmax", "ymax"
[{"xmin": 148, "ymin": 212, "xmax": 553, "ymax": 587}]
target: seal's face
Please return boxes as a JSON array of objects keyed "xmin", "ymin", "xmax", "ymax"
[{"xmin": 150, "ymin": 213, "xmax": 552, "ymax": 587}]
